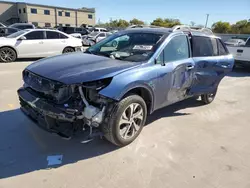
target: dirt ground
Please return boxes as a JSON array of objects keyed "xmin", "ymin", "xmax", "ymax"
[{"xmin": 0, "ymin": 61, "xmax": 250, "ymax": 188}]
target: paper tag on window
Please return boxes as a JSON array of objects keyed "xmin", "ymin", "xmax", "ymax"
[{"xmin": 133, "ymin": 45, "xmax": 153, "ymax": 50}]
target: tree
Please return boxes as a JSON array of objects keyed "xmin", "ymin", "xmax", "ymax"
[
  {"xmin": 231, "ymin": 20, "xmax": 250, "ymax": 34},
  {"xmin": 109, "ymin": 19, "xmax": 129, "ymax": 28},
  {"xmin": 212, "ymin": 21, "xmax": 231, "ymax": 33},
  {"xmin": 151, "ymin": 18, "xmax": 181, "ymax": 27},
  {"xmin": 129, "ymin": 18, "xmax": 145, "ymax": 25}
]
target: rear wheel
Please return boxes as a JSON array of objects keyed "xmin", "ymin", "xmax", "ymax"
[
  {"xmin": 102, "ymin": 94, "xmax": 147, "ymax": 146},
  {"xmin": 201, "ymin": 91, "xmax": 217, "ymax": 104},
  {"xmin": 63, "ymin": 47, "xmax": 75, "ymax": 54},
  {"xmin": 0, "ymin": 47, "xmax": 17, "ymax": 63}
]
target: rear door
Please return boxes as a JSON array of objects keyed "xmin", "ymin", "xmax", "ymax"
[
  {"xmin": 16, "ymin": 31, "xmax": 46, "ymax": 58},
  {"xmin": 188, "ymin": 36, "xmax": 233, "ymax": 95},
  {"xmin": 44, "ymin": 31, "xmax": 68, "ymax": 56}
]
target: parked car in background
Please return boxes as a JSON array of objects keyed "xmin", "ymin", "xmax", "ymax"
[
  {"xmin": 69, "ymin": 33, "xmax": 82, "ymax": 39},
  {"xmin": 82, "ymin": 31, "xmax": 112, "ymax": 46},
  {"xmin": 17, "ymin": 28, "xmax": 234, "ymax": 146},
  {"xmin": 224, "ymin": 38, "xmax": 246, "ymax": 46},
  {"xmin": 93, "ymin": 27, "xmax": 108, "ymax": 32},
  {"xmin": 9, "ymin": 23, "xmax": 36, "ymax": 30},
  {"xmin": 0, "ymin": 27, "xmax": 20, "ymax": 37},
  {"xmin": 58, "ymin": 26, "xmax": 89, "ymax": 36},
  {"xmin": 0, "ymin": 29, "xmax": 83, "ymax": 62},
  {"xmin": 227, "ymin": 37, "xmax": 250, "ymax": 68}
]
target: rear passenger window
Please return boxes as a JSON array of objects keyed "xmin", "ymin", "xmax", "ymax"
[
  {"xmin": 217, "ymin": 39, "xmax": 228, "ymax": 55},
  {"xmin": 192, "ymin": 36, "xmax": 218, "ymax": 57},
  {"xmin": 59, "ymin": 33, "xmax": 68, "ymax": 39},
  {"xmin": 46, "ymin": 31, "xmax": 60, "ymax": 39}
]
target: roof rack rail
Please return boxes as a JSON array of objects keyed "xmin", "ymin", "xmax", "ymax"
[
  {"xmin": 126, "ymin": 25, "xmax": 164, "ymax": 29},
  {"xmin": 172, "ymin": 25, "xmax": 213, "ymax": 35}
]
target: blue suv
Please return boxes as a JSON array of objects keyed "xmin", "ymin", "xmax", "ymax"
[{"xmin": 18, "ymin": 28, "xmax": 234, "ymax": 146}]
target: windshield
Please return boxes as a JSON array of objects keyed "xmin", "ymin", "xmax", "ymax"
[
  {"xmin": 89, "ymin": 32, "xmax": 99, "ymax": 37},
  {"xmin": 6, "ymin": 30, "xmax": 26, "ymax": 38},
  {"xmin": 86, "ymin": 32, "xmax": 164, "ymax": 62}
]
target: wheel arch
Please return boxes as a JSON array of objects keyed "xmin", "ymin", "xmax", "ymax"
[
  {"xmin": 62, "ymin": 46, "xmax": 75, "ymax": 53},
  {"xmin": 0, "ymin": 46, "xmax": 18, "ymax": 57},
  {"xmin": 122, "ymin": 86, "xmax": 154, "ymax": 114},
  {"xmin": 101, "ymin": 83, "xmax": 155, "ymax": 114}
]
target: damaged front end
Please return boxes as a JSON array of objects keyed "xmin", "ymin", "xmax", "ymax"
[{"xmin": 18, "ymin": 70, "xmax": 114, "ymax": 140}]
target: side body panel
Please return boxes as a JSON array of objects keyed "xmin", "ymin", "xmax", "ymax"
[{"xmin": 188, "ymin": 55, "xmax": 234, "ymax": 95}]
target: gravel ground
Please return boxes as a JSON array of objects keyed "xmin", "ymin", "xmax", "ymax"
[{"xmin": 0, "ymin": 61, "xmax": 250, "ymax": 188}]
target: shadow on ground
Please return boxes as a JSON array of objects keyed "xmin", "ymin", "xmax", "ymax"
[
  {"xmin": 16, "ymin": 58, "xmax": 42, "ymax": 62},
  {"xmin": 227, "ymin": 67, "xmax": 250, "ymax": 77},
  {"xmin": 0, "ymin": 98, "xmax": 202, "ymax": 179}
]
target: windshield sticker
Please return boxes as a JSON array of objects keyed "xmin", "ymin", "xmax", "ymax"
[{"xmin": 133, "ymin": 45, "xmax": 153, "ymax": 50}]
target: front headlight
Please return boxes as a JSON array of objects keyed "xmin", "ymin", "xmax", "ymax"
[{"xmin": 81, "ymin": 78, "xmax": 112, "ymax": 90}]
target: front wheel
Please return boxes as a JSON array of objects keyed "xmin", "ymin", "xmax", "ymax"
[
  {"xmin": 0, "ymin": 47, "xmax": 17, "ymax": 63},
  {"xmin": 102, "ymin": 95, "xmax": 147, "ymax": 146}
]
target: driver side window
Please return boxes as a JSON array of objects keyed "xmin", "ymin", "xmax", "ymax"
[{"xmin": 157, "ymin": 35, "xmax": 189, "ymax": 64}]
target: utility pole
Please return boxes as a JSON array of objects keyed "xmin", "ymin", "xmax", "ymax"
[{"xmin": 205, "ymin": 14, "xmax": 209, "ymax": 28}]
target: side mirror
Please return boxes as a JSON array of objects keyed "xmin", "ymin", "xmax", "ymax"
[{"xmin": 18, "ymin": 36, "xmax": 26, "ymax": 40}]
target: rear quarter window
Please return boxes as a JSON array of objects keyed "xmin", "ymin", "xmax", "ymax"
[{"xmin": 217, "ymin": 39, "xmax": 229, "ymax": 55}]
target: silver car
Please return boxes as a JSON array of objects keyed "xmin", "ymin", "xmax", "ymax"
[
  {"xmin": 0, "ymin": 29, "xmax": 83, "ymax": 63},
  {"xmin": 82, "ymin": 32, "xmax": 112, "ymax": 46}
]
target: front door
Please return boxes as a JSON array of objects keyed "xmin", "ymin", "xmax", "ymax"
[
  {"xmin": 188, "ymin": 36, "xmax": 234, "ymax": 95},
  {"xmin": 16, "ymin": 31, "xmax": 46, "ymax": 58},
  {"xmin": 154, "ymin": 34, "xmax": 195, "ymax": 109}
]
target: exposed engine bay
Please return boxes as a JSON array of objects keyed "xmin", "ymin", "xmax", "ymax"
[{"xmin": 18, "ymin": 70, "xmax": 114, "ymax": 141}]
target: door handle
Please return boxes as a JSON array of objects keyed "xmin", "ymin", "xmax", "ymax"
[
  {"xmin": 186, "ymin": 65, "xmax": 194, "ymax": 70},
  {"xmin": 61, "ymin": 40, "xmax": 66, "ymax": 43},
  {"xmin": 38, "ymin": 41, "xmax": 43, "ymax": 44}
]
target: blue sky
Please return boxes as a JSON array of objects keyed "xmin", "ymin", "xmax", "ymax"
[{"xmin": 6, "ymin": 0, "xmax": 250, "ymax": 27}]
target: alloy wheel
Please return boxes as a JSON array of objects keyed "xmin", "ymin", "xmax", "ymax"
[
  {"xmin": 119, "ymin": 103, "xmax": 144, "ymax": 140},
  {"xmin": 0, "ymin": 48, "xmax": 15, "ymax": 62}
]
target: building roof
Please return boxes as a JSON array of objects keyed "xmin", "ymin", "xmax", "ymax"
[{"xmin": 0, "ymin": 0, "xmax": 95, "ymax": 13}]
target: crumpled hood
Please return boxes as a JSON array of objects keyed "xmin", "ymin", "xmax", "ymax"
[{"xmin": 26, "ymin": 52, "xmax": 140, "ymax": 84}]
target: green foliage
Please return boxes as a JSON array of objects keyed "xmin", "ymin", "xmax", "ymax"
[
  {"xmin": 151, "ymin": 18, "xmax": 181, "ymax": 27},
  {"xmin": 212, "ymin": 21, "xmax": 231, "ymax": 33},
  {"xmin": 96, "ymin": 18, "xmax": 250, "ymax": 34},
  {"xmin": 212, "ymin": 20, "xmax": 250, "ymax": 34},
  {"xmin": 129, "ymin": 18, "xmax": 145, "ymax": 25}
]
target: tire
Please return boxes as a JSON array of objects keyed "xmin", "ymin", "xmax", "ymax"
[
  {"xmin": 63, "ymin": 47, "xmax": 75, "ymax": 54},
  {"xmin": 201, "ymin": 90, "xmax": 217, "ymax": 104},
  {"xmin": 102, "ymin": 94, "xmax": 147, "ymax": 146},
  {"xmin": 0, "ymin": 47, "xmax": 17, "ymax": 63}
]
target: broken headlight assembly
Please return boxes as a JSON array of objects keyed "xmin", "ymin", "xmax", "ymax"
[{"xmin": 76, "ymin": 78, "xmax": 113, "ymax": 127}]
